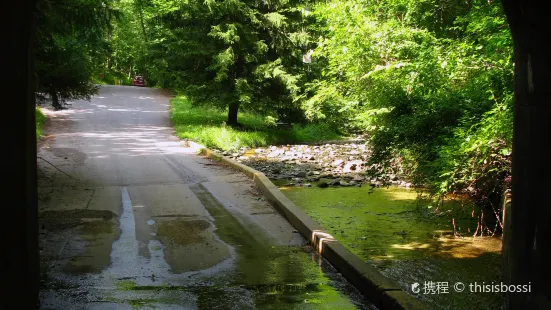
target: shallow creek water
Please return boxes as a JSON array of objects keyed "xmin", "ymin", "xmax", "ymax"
[{"xmin": 275, "ymin": 183, "xmax": 504, "ymax": 310}]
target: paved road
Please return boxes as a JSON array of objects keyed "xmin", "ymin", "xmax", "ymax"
[{"xmin": 37, "ymin": 85, "xmax": 374, "ymax": 309}]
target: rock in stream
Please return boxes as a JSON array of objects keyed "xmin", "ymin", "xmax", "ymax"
[{"xmin": 212, "ymin": 141, "xmax": 413, "ymax": 188}]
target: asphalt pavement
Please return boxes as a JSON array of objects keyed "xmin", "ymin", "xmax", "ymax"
[{"xmin": 37, "ymin": 85, "xmax": 375, "ymax": 309}]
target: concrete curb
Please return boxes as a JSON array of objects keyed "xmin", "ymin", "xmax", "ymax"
[{"xmin": 186, "ymin": 140, "xmax": 427, "ymax": 310}]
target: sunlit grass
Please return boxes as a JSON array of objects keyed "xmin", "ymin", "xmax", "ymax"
[
  {"xmin": 36, "ymin": 107, "xmax": 46, "ymax": 140},
  {"xmin": 170, "ymin": 96, "xmax": 342, "ymax": 151}
]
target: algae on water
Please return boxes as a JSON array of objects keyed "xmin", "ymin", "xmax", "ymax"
[{"xmin": 278, "ymin": 185, "xmax": 503, "ymax": 310}]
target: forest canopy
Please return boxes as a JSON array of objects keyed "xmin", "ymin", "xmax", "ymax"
[{"xmin": 36, "ymin": 0, "xmax": 513, "ymax": 209}]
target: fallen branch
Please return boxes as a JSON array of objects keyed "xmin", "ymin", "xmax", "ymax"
[
  {"xmin": 491, "ymin": 221, "xmax": 499, "ymax": 237},
  {"xmin": 489, "ymin": 201, "xmax": 504, "ymax": 230}
]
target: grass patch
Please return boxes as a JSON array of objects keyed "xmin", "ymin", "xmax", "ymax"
[
  {"xmin": 170, "ymin": 96, "xmax": 342, "ymax": 151},
  {"xmin": 36, "ymin": 107, "xmax": 46, "ymax": 140}
]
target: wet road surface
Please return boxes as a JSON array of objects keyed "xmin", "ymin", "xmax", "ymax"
[{"xmin": 37, "ymin": 85, "xmax": 375, "ymax": 309}]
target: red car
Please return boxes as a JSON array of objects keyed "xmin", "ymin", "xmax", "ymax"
[{"xmin": 132, "ymin": 75, "xmax": 145, "ymax": 87}]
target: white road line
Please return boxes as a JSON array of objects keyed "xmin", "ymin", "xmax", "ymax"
[{"xmin": 107, "ymin": 187, "xmax": 139, "ymax": 278}]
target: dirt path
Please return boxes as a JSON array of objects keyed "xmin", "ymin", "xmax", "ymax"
[{"xmin": 37, "ymin": 85, "xmax": 373, "ymax": 309}]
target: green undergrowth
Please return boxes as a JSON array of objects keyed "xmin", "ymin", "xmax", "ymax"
[
  {"xmin": 92, "ymin": 71, "xmax": 133, "ymax": 86},
  {"xmin": 170, "ymin": 96, "xmax": 342, "ymax": 151},
  {"xmin": 36, "ymin": 107, "xmax": 46, "ymax": 140}
]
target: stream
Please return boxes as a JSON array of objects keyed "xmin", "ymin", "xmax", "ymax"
[
  {"xmin": 232, "ymin": 143, "xmax": 504, "ymax": 310},
  {"xmin": 277, "ymin": 184, "xmax": 503, "ymax": 310}
]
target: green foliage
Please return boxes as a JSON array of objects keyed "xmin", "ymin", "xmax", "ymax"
[
  {"xmin": 33, "ymin": 0, "xmax": 515, "ymax": 213},
  {"xmin": 36, "ymin": 107, "xmax": 47, "ymax": 140},
  {"xmin": 34, "ymin": 0, "xmax": 116, "ymax": 109},
  {"xmin": 117, "ymin": 0, "xmax": 310, "ymax": 124},
  {"xmin": 300, "ymin": 0, "xmax": 513, "ymax": 208},
  {"xmin": 170, "ymin": 97, "xmax": 341, "ymax": 151},
  {"xmin": 93, "ymin": 71, "xmax": 133, "ymax": 86},
  {"xmin": 106, "ymin": 0, "xmax": 513, "ymax": 210},
  {"xmin": 99, "ymin": 0, "xmax": 149, "ymax": 83},
  {"xmin": 433, "ymin": 100, "xmax": 513, "ymax": 204}
]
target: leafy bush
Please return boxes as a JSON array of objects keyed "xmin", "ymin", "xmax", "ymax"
[
  {"xmin": 304, "ymin": 0, "xmax": 513, "ymax": 210},
  {"xmin": 433, "ymin": 100, "xmax": 513, "ymax": 207},
  {"xmin": 93, "ymin": 71, "xmax": 133, "ymax": 86},
  {"xmin": 108, "ymin": 0, "xmax": 514, "ymax": 213}
]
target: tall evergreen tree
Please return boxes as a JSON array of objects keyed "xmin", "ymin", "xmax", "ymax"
[
  {"xmin": 34, "ymin": 0, "xmax": 119, "ymax": 109},
  {"xmin": 146, "ymin": 0, "xmax": 307, "ymax": 125}
]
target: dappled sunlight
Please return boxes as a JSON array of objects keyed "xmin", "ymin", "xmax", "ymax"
[
  {"xmin": 44, "ymin": 123, "xmax": 197, "ymax": 159},
  {"xmin": 69, "ymin": 108, "xmax": 96, "ymax": 115},
  {"xmin": 378, "ymin": 231, "xmax": 501, "ymax": 259},
  {"xmin": 369, "ymin": 255, "xmax": 395, "ymax": 260},
  {"xmin": 135, "ymin": 126, "xmax": 169, "ymax": 131},
  {"xmin": 40, "ymin": 107, "xmax": 85, "ymax": 117},
  {"xmin": 380, "ymin": 189, "xmax": 419, "ymax": 201},
  {"xmin": 277, "ymin": 186, "xmax": 293, "ymax": 191},
  {"xmin": 108, "ymin": 108, "xmax": 135, "ymax": 112},
  {"xmin": 112, "ymin": 142, "xmax": 154, "ymax": 146},
  {"xmin": 391, "ymin": 242, "xmax": 432, "ymax": 250},
  {"xmin": 93, "ymin": 155, "xmax": 110, "ymax": 159},
  {"xmin": 77, "ymin": 129, "xmax": 170, "ymax": 139},
  {"xmin": 37, "ymin": 87, "xmax": 203, "ymax": 175},
  {"xmin": 430, "ymin": 235, "xmax": 502, "ymax": 259},
  {"xmin": 278, "ymin": 180, "xmax": 504, "ymax": 309},
  {"xmin": 33, "ymin": 0, "xmax": 514, "ymax": 306},
  {"xmin": 104, "ymin": 108, "xmax": 166, "ymax": 113}
]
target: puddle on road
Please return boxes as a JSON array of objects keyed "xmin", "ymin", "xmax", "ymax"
[
  {"xmin": 189, "ymin": 183, "xmax": 373, "ymax": 309},
  {"xmin": 155, "ymin": 218, "xmax": 231, "ymax": 273},
  {"xmin": 41, "ymin": 185, "xmax": 374, "ymax": 309},
  {"xmin": 157, "ymin": 219, "xmax": 210, "ymax": 245},
  {"xmin": 39, "ymin": 210, "xmax": 119, "ymax": 275},
  {"xmin": 65, "ymin": 218, "xmax": 119, "ymax": 274},
  {"xmin": 112, "ymin": 247, "xmax": 374, "ymax": 310},
  {"xmin": 278, "ymin": 184, "xmax": 503, "ymax": 310}
]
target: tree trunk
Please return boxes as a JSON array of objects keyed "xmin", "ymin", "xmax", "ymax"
[
  {"xmin": 500, "ymin": 0, "xmax": 551, "ymax": 309},
  {"xmin": 50, "ymin": 91, "xmax": 62, "ymax": 110},
  {"xmin": 228, "ymin": 51, "xmax": 245, "ymax": 126},
  {"xmin": 138, "ymin": 6, "xmax": 148, "ymax": 42},
  {"xmin": 0, "ymin": 0, "xmax": 39, "ymax": 308},
  {"xmin": 106, "ymin": 9, "xmax": 113, "ymax": 70},
  {"xmin": 227, "ymin": 101, "xmax": 239, "ymax": 126},
  {"xmin": 136, "ymin": 3, "xmax": 149, "ymax": 83},
  {"xmin": 501, "ymin": 189, "xmax": 512, "ymax": 289}
]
